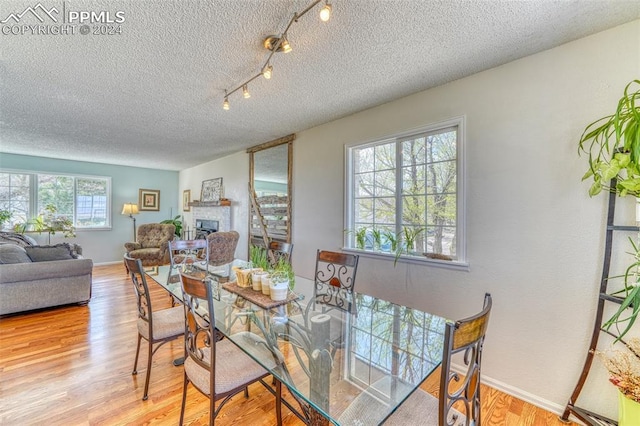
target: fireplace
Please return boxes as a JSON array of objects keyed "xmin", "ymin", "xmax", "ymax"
[
  {"xmin": 191, "ymin": 204, "xmax": 231, "ymax": 234},
  {"xmin": 194, "ymin": 219, "xmax": 218, "ymax": 239}
]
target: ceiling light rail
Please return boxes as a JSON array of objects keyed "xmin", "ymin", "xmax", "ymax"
[{"xmin": 222, "ymin": 0, "xmax": 332, "ymax": 110}]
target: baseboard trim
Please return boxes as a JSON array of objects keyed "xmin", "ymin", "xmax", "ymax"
[
  {"xmin": 480, "ymin": 374, "xmax": 568, "ymax": 417},
  {"xmin": 449, "ymin": 363, "xmax": 570, "ymax": 419}
]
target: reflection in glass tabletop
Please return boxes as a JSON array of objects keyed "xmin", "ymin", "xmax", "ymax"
[{"xmin": 148, "ymin": 263, "xmax": 447, "ymax": 425}]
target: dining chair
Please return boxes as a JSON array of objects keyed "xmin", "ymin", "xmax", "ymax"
[
  {"xmin": 312, "ymin": 249, "xmax": 359, "ymax": 313},
  {"xmin": 282, "ymin": 250, "xmax": 359, "ymax": 366},
  {"xmin": 168, "ymin": 239, "xmax": 210, "ymax": 285},
  {"xmin": 206, "ymin": 230, "xmax": 239, "ymax": 282},
  {"xmin": 124, "ymin": 255, "xmax": 184, "ymax": 401},
  {"xmin": 267, "ymin": 240, "xmax": 293, "ymax": 268},
  {"xmin": 178, "ymin": 271, "xmax": 282, "ymax": 425},
  {"xmin": 338, "ymin": 293, "xmax": 493, "ymax": 426}
]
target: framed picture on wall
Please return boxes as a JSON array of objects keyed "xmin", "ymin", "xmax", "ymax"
[
  {"xmin": 139, "ymin": 188, "xmax": 160, "ymax": 211},
  {"xmin": 200, "ymin": 178, "xmax": 223, "ymax": 202},
  {"xmin": 183, "ymin": 189, "xmax": 191, "ymax": 212}
]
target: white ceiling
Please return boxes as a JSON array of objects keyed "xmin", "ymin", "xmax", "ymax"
[{"xmin": 1, "ymin": 0, "xmax": 639, "ymax": 171}]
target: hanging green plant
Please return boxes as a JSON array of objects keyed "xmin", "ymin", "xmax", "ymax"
[
  {"xmin": 579, "ymin": 79, "xmax": 640, "ymax": 343},
  {"xmin": 580, "ymin": 80, "xmax": 640, "ymax": 197}
]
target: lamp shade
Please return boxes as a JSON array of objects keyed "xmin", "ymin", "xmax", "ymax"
[{"xmin": 121, "ymin": 203, "xmax": 139, "ymax": 215}]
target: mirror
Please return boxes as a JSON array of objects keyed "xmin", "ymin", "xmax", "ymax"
[{"xmin": 248, "ymin": 134, "xmax": 293, "ymax": 249}]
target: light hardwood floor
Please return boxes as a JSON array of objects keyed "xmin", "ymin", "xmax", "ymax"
[{"xmin": 0, "ymin": 264, "xmax": 575, "ymax": 425}]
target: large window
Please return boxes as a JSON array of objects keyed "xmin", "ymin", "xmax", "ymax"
[
  {"xmin": 0, "ymin": 171, "xmax": 111, "ymax": 229},
  {"xmin": 345, "ymin": 117, "xmax": 465, "ymax": 265}
]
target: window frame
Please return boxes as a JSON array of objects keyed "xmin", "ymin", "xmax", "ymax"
[
  {"xmin": 344, "ymin": 116, "xmax": 467, "ymax": 270},
  {"xmin": 0, "ymin": 169, "xmax": 112, "ymax": 231}
]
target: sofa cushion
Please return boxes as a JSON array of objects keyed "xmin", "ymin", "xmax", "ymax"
[
  {"xmin": 25, "ymin": 243, "xmax": 74, "ymax": 262},
  {"xmin": 0, "ymin": 232, "xmax": 38, "ymax": 247},
  {"xmin": 0, "ymin": 244, "xmax": 33, "ymax": 264}
]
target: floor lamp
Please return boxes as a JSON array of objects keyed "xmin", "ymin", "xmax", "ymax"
[{"xmin": 122, "ymin": 203, "xmax": 139, "ymax": 241}]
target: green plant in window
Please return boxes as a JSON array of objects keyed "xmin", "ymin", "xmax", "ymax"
[
  {"xmin": 354, "ymin": 227, "xmax": 367, "ymax": 249},
  {"xmin": 371, "ymin": 228, "xmax": 382, "ymax": 251},
  {"xmin": 0, "ymin": 209, "xmax": 11, "ymax": 229},
  {"xmin": 14, "ymin": 204, "xmax": 76, "ymax": 238},
  {"xmin": 383, "ymin": 230, "xmax": 399, "ymax": 252},
  {"xmin": 393, "ymin": 226, "xmax": 425, "ymax": 266},
  {"xmin": 345, "ymin": 227, "xmax": 368, "ymax": 250}
]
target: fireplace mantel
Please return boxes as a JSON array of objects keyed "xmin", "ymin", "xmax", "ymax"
[{"xmin": 189, "ymin": 199, "xmax": 231, "ymax": 207}]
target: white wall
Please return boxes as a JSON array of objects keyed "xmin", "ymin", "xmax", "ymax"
[
  {"xmin": 180, "ymin": 21, "xmax": 640, "ymax": 419},
  {"xmin": 179, "ymin": 151, "xmax": 250, "ymax": 259}
]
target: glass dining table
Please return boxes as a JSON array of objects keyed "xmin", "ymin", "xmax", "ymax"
[{"xmin": 147, "ymin": 262, "xmax": 448, "ymax": 426}]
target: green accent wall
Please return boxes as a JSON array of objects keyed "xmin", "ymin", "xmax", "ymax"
[{"xmin": 0, "ymin": 153, "xmax": 179, "ymax": 263}]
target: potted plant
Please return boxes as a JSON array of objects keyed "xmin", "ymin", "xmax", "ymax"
[
  {"xmin": 580, "ymin": 80, "xmax": 640, "ymax": 197},
  {"xmin": 0, "ymin": 209, "xmax": 10, "ymax": 229},
  {"xmin": 249, "ymin": 245, "xmax": 269, "ymax": 291},
  {"xmin": 273, "ymin": 256, "xmax": 295, "ymax": 290},
  {"xmin": 161, "ymin": 215, "xmax": 183, "ymax": 238},
  {"xmin": 580, "ymin": 80, "xmax": 640, "ymax": 340},
  {"xmin": 599, "ymin": 338, "xmax": 640, "ymax": 425},
  {"xmin": 14, "ymin": 204, "xmax": 76, "ymax": 238},
  {"xmin": 579, "ymin": 80, "xmax": 640, "ymax": 419}
]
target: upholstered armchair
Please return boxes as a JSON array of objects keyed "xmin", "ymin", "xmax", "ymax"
[{"xmin": 124, "ymin": 223, "xmax": 175, "ymax": 267}]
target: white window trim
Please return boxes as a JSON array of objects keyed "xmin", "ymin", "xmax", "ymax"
[{"xmin": 343, "ymin": 116, "xmax": 467, "ymax": 270}]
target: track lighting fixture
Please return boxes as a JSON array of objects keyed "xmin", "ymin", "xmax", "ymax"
[{"xmin": 222, "ymin": 0, "xmax": 334, "ymax": 110}]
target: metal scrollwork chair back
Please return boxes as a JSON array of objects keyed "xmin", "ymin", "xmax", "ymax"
[
  {"xmin": 124, "ymin": 255, "xmax": 184, "ymax": 401},
  {"xmin": 168, "ymin": 239, "xmax": 210, "ymax": 285},
  {"xmin": 313, "ymin": 250, "xmax": 359, "ymax": 313}
]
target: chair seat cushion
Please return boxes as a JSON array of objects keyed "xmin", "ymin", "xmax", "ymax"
[
  {"xmin": 138, "ymin": 306, "xmax": 184, "ymax": 340},
  {"xmin": 386, "ymin": 388, "xmax": 466, "ymax": 425},
  {"xmin": 338, "ymin": 382, "xmax": 466, "ymax": 426},
  {"xmin": 128, "ymin": 248, "xmax": 162, "ymax": 259},
  {"xmin": 184, "ymin": 334, "xmax": 271, "ymax": 396}
]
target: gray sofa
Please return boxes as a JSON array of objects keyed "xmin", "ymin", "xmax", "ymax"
[{"xmin": 0, "ymin": 233, "xmax": 93, "ymax": 315}]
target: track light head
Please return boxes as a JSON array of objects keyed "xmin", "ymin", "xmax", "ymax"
[
  {"xmin": 281, "ymin": 37, "xmax": 292, "ymax": 53},
  {"xmin": 263, "ymin": 65, "xmax": 273, "ymax": 80},
  {"xmin": 243, "ymin": 85, "xmax": 250, "ymax": 99},
  {"xmin": 264, "ymin": 35, "xmax": 292, "ymax": 53},
  {"xmin": 320, "ymin": 2, "xmax": 331, "ymax": 21},
  {"xmin": 223, "ymin": 97, "xmax": 230, "ymax": 110}
]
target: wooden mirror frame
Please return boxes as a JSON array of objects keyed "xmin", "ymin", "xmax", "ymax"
[{"xmin": 247, "ymin": 134, "xmax": 294, "ymax": 251}]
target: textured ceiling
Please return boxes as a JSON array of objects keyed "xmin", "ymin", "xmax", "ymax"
[{"xmin": 1, "ymin": 0, "xmax": 639, "ymax": 171}]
